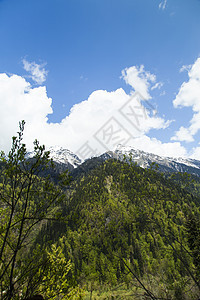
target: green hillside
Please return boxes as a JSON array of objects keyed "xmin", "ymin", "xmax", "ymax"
[
  {"xmin": 1, "ymin": 125, "xmax": 200, "ymax": 299},
  {"xmin": 41, "ymin": 159, "xmax": 200, "ymax": 299}
]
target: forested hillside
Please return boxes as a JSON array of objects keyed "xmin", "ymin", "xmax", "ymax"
[
  {"xmin": 1, "ymin": 125, "xmax": 200, "ymax": 299},
  {"xmin": 41, "ymin": 159, "xmax": 200, "ymax": 299}
]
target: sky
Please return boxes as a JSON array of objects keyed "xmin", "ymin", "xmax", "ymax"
[{"xmin": 1, "ymin": 0, "xmax": 200, "ymax": 160}]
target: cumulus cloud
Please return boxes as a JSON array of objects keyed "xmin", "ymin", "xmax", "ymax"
[
  {"xmin": 190, "ymin": 146, "xmax": 200, "ymax": 160},
  {"xmin": 172, "ymin": 58, "xmax": 200, "ymax": 142},
  {"xmin": 0, "ymin": 65, "xmax": 184, "ymax": 160},
  {"xmin": 0, "ymin": 73, "xmax": 52, "ymax": 152},
  {"xmin": 23, "ymin": 59, "xmax": 48, "ymax": 85},
  {"xmin": 121, "ymin": 65, "xmax": 156, "ymax": 100},
  {"xmin": 159, "ymin": 0, "xmax": 167, "ymax": 10},
  {"xmin": 129, "ymin": 135, "xmax": 187, "ymax": 158},
  {"xmin": 171, "ymin": 126, "xmax": 194, "ymax": 142}
]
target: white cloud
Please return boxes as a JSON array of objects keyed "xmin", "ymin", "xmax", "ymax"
[
  {"xmin": 172, "ymin": 58, "xmax": 200, "ymax": 142},
  {"xmin": 179, "ymin": 64, "xmax": 192, "ymax": 73},
  {"xmin": 151, "ymin": 82, "xmax": 163, "ymax": 90},
  {"xmin": 129, "ymin": 135, "xmax": 187, "ymax": 158},
  {"xmin": 159, "ymin": 0, "xmax": 167, "ymax": 10},
  {"xmin": 171, "ymin": 126, "xmax": 194, "ymax": 142},
  {"xmin": 23, "ymin": 59, "xmax": 48, "ymax": 85},
  {"xmin": 0, "ymin": 65, "xmax": 183, "ymax": 160},
  {"xmin": 0, "ymin": 73, "xmax": 52, "ymax": 152},
  {"xmin": 190, "ymin": 146, "xmax": 200, "ymax": 160},
  {"xmin": 121, "ymin": 65, "xmax": 156, "ymax": 99}
]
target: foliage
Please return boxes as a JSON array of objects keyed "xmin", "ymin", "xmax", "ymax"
[
  {"xmin": 0, "ymin": 121, "xmax": 71, "ymax": 299},
  {"xmin": 34, "ymin": 237, "xmax": 84, "ymax": 300},
  {"xmin": 1, "ymin": 121, "xmax": 200, "ymax": 299},
  {"xmin": 45, "ymin": 158, "xmax": 200, "ymax": 299},
  {"xmin": 186, "ymin": 214, "xmax": 200, "ymax": 279}
]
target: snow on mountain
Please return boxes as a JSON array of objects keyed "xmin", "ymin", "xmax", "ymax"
[
  {"xmin": 26, "ymin": 146, "xmax": 82, "ymax": 168},
  {"xmin": 26, "ymin": 144, "xmax": 200, "ymax": 177},
  {"xmin": 47, "ymin": 146, "xmax": 82, "ymax": 167},
  {"xmin": 109, "ymin": 144, "xmax": 200, "ymax": 176}
]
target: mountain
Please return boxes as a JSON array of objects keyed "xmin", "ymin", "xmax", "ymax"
[
  {"xmin": 26, "ymin": 146, "xmax": 82, "ymax": 172},
  {"xmin": 41, "ymin": 158, "xmax": 200, "ymax": 299},
  {"xmin": 69, "ymin": 144, "xmax": 200, "ymax": 177},
  {"xmin": 28, "ymin": 145, "xmax": 200, "ymax": 178},
  {"xmin": 5, "ymin": 141, "xmax": 200, "ymax": 298},
  {"xmin": 47, "ymin": 146, "xmax": 82, "ymax": 167},
  {"xmin": 101, "ymin": 144, "xmax": 200, "ymax": 176}
]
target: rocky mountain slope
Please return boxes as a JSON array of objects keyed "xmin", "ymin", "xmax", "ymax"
[
  {"xmin": 28, "ymin": 145, "xmax": 200, "ymax": 177},
  {"xmin": 102, "ymin": 144, "xmax": 200, "ymax": 176}
]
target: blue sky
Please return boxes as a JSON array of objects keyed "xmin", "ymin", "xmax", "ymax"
[{"xmin": 1, "ymin": 0, "xmax": 200, "ymax": 159}]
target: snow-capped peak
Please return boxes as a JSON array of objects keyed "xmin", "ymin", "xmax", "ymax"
[
  {"xmin": 26, "ymin": 146, "xmax": 82, "ymax": 168},
  {"xmin": 112, "ymin": 144, "xmax": 200, "ymax": 174},
  {"xmin": 47, "ymin": 146, "xmax": 82, "ymax": 167}
]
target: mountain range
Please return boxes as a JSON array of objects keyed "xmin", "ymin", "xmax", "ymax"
[
  {"xmin": 4, "ymin": 141, "xmax": 200, "ymax": 299},
  {"xmin": 27, "ymin": 144, "xmax": 200, "ymax": 177}
]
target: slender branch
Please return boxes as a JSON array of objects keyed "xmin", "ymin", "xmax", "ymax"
[
  {"xmin": 8, "ymin": 176, "xmax": 33, "ymax": 299},
  {"xmin": 114, "ymin": 254, "xmax": 157, "ymax": 300}
]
